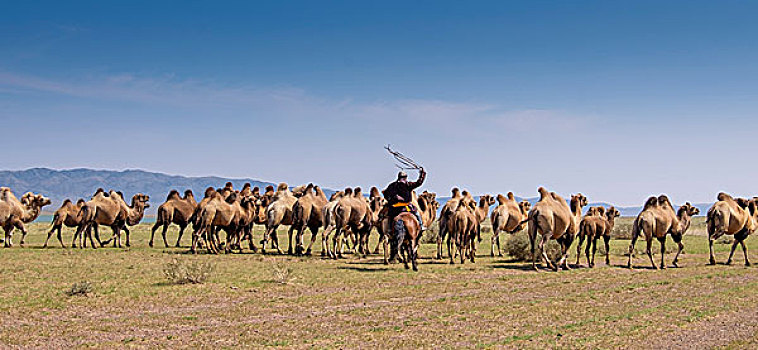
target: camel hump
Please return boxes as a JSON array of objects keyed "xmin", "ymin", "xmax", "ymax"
[
  {"xmin": 496, "ymin": 194, "xmax": 507, "ymax": 204},
  {"xmin": 451, "ymin": 187, "xmax": 460, "ymax": 197},
  {"xmin": 370, "ymin": 187, "xmax": 381, "ymax": 198},
  {"xmin": 276, "ymin": 183, "xmax": 288, "ymax": 192},
  {"xmin": 184, "ymin": 189, "xmax": 194, "ymax": 197},
  {"xmin": 717, "ymin": 192, "xmax": 733, "ymax": 202},
  {"xmin": 344, "ymin": 188, "xmax": 353, "ymax": 196},
  {"xmin": 507, "ymin": 192, "xmax": 515, "ymax": 200},
  {"xmin": 353, "ymin": 187, "xmax": 363, "ymax": 197},
  {"xmin": 537, "ymin": 187, "xmax": 549, "ymax": 201},
  {"xmin": 643, "ymin": 196, "xmax": 658, "ymax": 209},
  {"xmin": 62, "ymin": 199, "xmax": 72, "ymax": 205},
  {"xmin": 76, "ymin": 199, "xmax": 85, "ymax": 204},
  {"xmin": 167, "ymin": 190, "xmax": 180, "ymax": 201}
]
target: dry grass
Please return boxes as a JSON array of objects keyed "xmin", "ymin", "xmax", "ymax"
[{"xmin": 0, "ymin": 220, "xmax": 755, "ymax": 349}]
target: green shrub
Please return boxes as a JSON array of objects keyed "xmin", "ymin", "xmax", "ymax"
[
  {"xmin": 66, "ymin": 281, "xmax": 93, "ymax": 297},
  {"xmin": 163, "ymin": 258, "xmax": 214, "ymax": 284},
  {"xmin": 505, "ymin": 231, "xmax": 562, "ymax": 262}
]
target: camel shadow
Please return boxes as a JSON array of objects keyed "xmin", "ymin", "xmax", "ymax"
[{"xmin": 490, "ymin": 263, "xmax": 536, "ymax": 271}]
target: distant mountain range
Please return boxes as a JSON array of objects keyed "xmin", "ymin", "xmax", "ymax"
[{"xmin": 0, "ymin": 168, "xmax": 709, "ymax": 219}]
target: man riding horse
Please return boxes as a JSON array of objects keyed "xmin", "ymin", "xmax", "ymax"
[{"xmin": 382, "ymin": 168, "xmax": 426, "ymax": 263}]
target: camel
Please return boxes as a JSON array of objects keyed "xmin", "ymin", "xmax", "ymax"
[
  {"xmin": 150, "ymin": 189, "xmax": 197, "ymax": 248},
  {"xmin": 261, "ymin": 183, "xmax": 307, "ymax": 254},
  {"xmin": 291, "ymin": 184, "xmax": 329, "ymax": 255},
  {"xmin": 331, "ymin": 187, "xmax": 373, "ymax": 259},
  {"xmin": 627, "ymin": 196, "xmax": 699, "ymax": 269},
  {"xmin": 437, "ymin": 188, "xmax": 464, "ymax": 259},
  {"xmin": 192, "ymin": 190, "xmax": 244, "ymax": 254},
  {"xmin": 490, "ymin": 193, "xmax": 531, "ymax": 257},
  {"xmin": 473, "ymin": 194, "xmax": 496, "ymax": 245},
  {"xmin": 527, "ymin": 187, "xmax": 587, "ymax": 271},
  {"xmin": 320, "ymin": 191, "xmax": 345, "ymax": 256},
  {"xmin": 75, "ymin": 191, "xmax": 150, "ymax": 249},
  {"xmin": 0, "ymin": 188, "xmax": 52, "ymax": 246},
  {"xmin": 448, "ymin": 195, "xmax": 478, "ymax": 264},
  {"xmin": 706, "ymin": 193, "xmax": 757, "ymax": 266},
  {"xmin": 576, "ymin": 206, "xmax": 620, "ymax": 267},
  {"xmin": 45, "ymin": 199, "xmax": 85, "ymax": 248}
]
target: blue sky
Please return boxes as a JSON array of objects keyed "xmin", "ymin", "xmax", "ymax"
[{"xmin": 1, "ymin": 1, "xmax": 757, "ymax": 205}]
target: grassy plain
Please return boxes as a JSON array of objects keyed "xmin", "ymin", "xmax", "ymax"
[{"xmin": 0, "ymin": 218, "xmax": 756, "ymax": 349}]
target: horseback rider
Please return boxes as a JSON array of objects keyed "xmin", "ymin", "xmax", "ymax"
[{"xmin": 382, "ymin": 168, "xmax": 426, "ymax": 262}]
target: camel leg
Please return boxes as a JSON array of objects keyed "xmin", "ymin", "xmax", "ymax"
[
  {"xmin": 626, "ymin": 230, "xmax": 639, "ymax": 269},
  {"xmin": 603, "ymin": 236, "xmax": 611, "ymax": 266},
  {"xmin": 496, "ymin": 233, "xmax": 503, "ymax": 257},
  {"xmin": 149, "ymin": 222, "xmax": 160, "ymax": 247},
  {"xmin": 659, "ymin": 237, "xmax": 667, "ymax": 269},
  {"xmin": 87, "ymin": 226, "xmax": 97, "ymax": 249},
  {"xmin": 57, "ymin": 227, "xmax": 65, "ymax": 248},
  {"xmin": 726, "ymin": 239, "xmax": 740, "ymax": 265},
  {"xmin": 287, "ymin": 225, "xmax": 295, "ymax": 255},
  {"xmin": 176, "ymin": 225, "xmax": 186, "ymax": 248},
  {"xmin": 44, "ymin": 226, "xmax": 57, "ymax": 248},
  {"xmin": 708, "ymin": 232, "xmax": 722, "ymax": 265},
  {"xmin": 585, "ymin": 237, "xmax": 592, "ymax": 267},
  {"xmin": 539, "ymin": 234, "xmax": 555, "ymax": 271},
  {"xmin": 576, "ymin": 234, "xmax": 585, "ymax": 266},
  {"xmin": 161, "ymin": 224, "xmax": 170, "ymax": 248},
  {"xmin": 72, "ymin": 227, "xmax": 81, "ymax": 248},
  {"xmin": 19, "ymin": 226, "xmax": 28, "ymax": 247},
  {"xmin": 591, "ymin": 237, "xmax": 598, "ymax": 268},
  {"xmin": 740, "ymin": 239, "xmax": 751, "ymax": 266},
  {"xmin": 556, "ymin": 237, "xmax": 571, "ymax": 271},
  {"xmin": 491, "ymin": 227, "xmax": 499, "ymax": 257},
  {"xmin": 332, "ymin": 227, "xmax": 342, "ymax": 259},
  {"xmin": 124, "ymin": 226, "xmax": 131, "ymax": 247},
  {"xmin": 383, "ymin": 231, "xmax": 389, "ymax": 265},
  {"xmin": 373, "ymin": 229, "xmax": 383, "ymax": 255},
  {"xmin": 646, "ymin": 238, "xmax": 657, "ymax": 270}
]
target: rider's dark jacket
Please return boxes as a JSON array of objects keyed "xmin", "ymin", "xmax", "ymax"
[{"xmin": 382, "ymin": 171, "xmax": 426, "ymax": 207}]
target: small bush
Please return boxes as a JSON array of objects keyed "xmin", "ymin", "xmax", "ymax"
[
  {"xmin": 505, "ymin": 231, "xmax": 562, "ymax": 262},
  {"xmin": 420, "ymin": 222, "xmax": 439, "ymax": 244},
  {"xmin": 66, "ymin": 281, "xmax": 93, "ymax": 297},
  {"xmin": 164, "ymin": 258, "xmax": 214, "ymax": 284},
  {"xmin": 270, "ymin": 261, "xmax": 294, "ymax": 284}
]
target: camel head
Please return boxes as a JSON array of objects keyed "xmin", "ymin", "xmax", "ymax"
[
  {"xmin": 330, "ymin": 191, "xmax": 344, "ymax": 201},
  {"xmin": 572, "ymin": 193, "xmax": 588, "ymax": 207},
  {"xmin": 291, "ymin": 184, "xmax": 308, "ymax": 197},
  {"xmin": 677, "ymin": 202, "xmax": 699, "ymax": 217},
  {"xmin": 203, "ymin": 187, "xmax": 216, "ymax": 198},
  {"xmin": 519, "ymin": 201, "xmax": 531, "ymax": 215},
  {"xmin": 26, "ymin": 193, "xmax": 52, "ymax": 209},
  {"xmin": 736, "ymin": 198, "xmax": 751, "ymax": 209},
  {"xmin": 606, "ymin": 206, "xmax": 620, "ymax": 220},
  {"xmin": 479, "ymin": 194, "xmax": 495, "ymax": 208},
  {"xmin": 132, "ymin": 193, "xmax": 150, "ymax": 208}
]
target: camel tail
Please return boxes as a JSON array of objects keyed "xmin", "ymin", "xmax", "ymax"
[
  {"xmin": 706, "ymin": 209, "xmax": 723, "ymax": 236},
  {"xmin": 630, "ymin": 215, "xmax": 642, "ymax": 240},
  {"xmin": 50, "ymin": 212, "xmax": 60, "ymax": 227}
]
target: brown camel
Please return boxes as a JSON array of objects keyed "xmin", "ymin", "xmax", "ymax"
[
  {"xmin": 706, "ymin": 193, "xmax": 757, "ymax": 266},
  {"xmin": 627, "ymin": 196, "xmax": 699, "ymax": 269},
  {"xmin": 192, "ymin": 190, "xmax": 248, "ymax": 254},
  {"xmin": 576, "ymin": 206, "xmax": 620, "ymax": 267},
  {"xmin": 331, "ymin": 187, "xmax": 373, "ymax": 259},
  {"xmin": 45, "ymin": 199, "xmax": 85, "ymax": 248},
  {"xmin": 527, "ymin": 187, "xmax": 587, "ymax": 271},
  {"xmin": 320, "ymin": 191, "xmax": 346, "ymax": 256},
  {"xmin": 150, "ymin": 189, "xmax": 197, "ymax": 248},
  {"xmin": 490, "ymin": 193, "xmax": 531, "ymax": 256},
  {"xmin": 75, "ymin": 191, "xmax": 150, "ymax": 249},
  {"xmin": 473, "ymin": 194, "xmax": 496, "ymax": 245},
  {"xmin": 437, "ymin": 188, "xmax": 464, "ymax": 259},
  {"xmin": 291, "ymin": 184, "xmax": 329, "ymax": 255},
  {"xmin": 0, "ymin": 188, "xmax": 51, "ymax": 246},
  {"xmin": 261, "ymin": 183, "xmax": 307, "ymax": 254},
  {"xmin": 448, "ymin": 195, "xmax": 478, "ymax": 264}
]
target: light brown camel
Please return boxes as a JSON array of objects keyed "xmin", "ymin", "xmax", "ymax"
[
  {"xmin": 331, "ymin": 187, "xmax": 373, "ymax": 259},
  {"xmin": 150, "ymin": 189, "xmax": 197, "ymax": 248},
  {"xmin": 490, "ymin": 192, "xmax": 531, "ymax": 257},
  {"xmin": 320, "ymin": 191, "xmax": 345, "ymax": 256},
  {"xmin": 706, "ymin": 193, "xmax": 757, "ymax": 266},
  {"xmin": 45, "ymin": 199, "xmax": 85, "ymax": 248},
  {"xmin": 437, "ymin": 188, "xmax": 464, "ymax": 259},
  {"xmin": 291, "ymin": 184, "xmax": 329, "ymax": 256},
  {"xmin": 0, "ymin": 188, "xmax": 51, "ymax": 246},
  {"xmin": 527, "ymin": 187, "xmax": 587, "ymax": 271},
  {"xmin": 473, "ymin": 194, "xmax": 496, "ymax": 245},
  {"xmin": 192, "ymin": 190, "xmax": 247, "ymax": 254},
  {"xmin": 627, "ymin": 196, "xmax": 699, "ymax": 269},
  {"xmin": 448, "ymin": 195, "xmax": 478, "ymax": 264},
  {"xmin": 261, "ymin": 183, "xmax": 307, "ymax": 254},
  {"xmin": 75, "ymin": 191, "xmax": 150, "ymax": 249},
  {"xmin": 576, "ymin": 206, "xmax": 620, "ymax": 267}
]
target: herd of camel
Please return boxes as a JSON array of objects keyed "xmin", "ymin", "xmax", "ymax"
[{"xmin": 0, "ymin": 182, "xmax": 754, "ymax": 271}]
